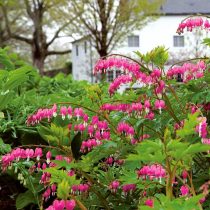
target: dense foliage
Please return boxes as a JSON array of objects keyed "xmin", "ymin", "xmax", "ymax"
[{"xmin": 0, "ymin": 16, "xmax": 210, "ymax": 210}]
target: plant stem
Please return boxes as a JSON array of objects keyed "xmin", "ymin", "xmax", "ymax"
[
  {"xmin": 188, "ymin": 171, "xmax": 203, "ymax": 210},
  {"xmin": 71, "ymin": 195, "xmax": 87, "ymax": 210},
  {"xmin": 80, "ymin": 171, "xmax": 111, "ymax": 210}
]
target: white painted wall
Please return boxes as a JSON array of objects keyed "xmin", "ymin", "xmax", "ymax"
[
  {"xmin": 72, "ymin": 39, "xmax": 95, "ymax": 82},
  {"xmin": 113, "ymin": 16, "xmax": 209, "ymax": 57},
  {"xmin": 72, "ymin": 15, "xmax": 210, "ymax": 82}
]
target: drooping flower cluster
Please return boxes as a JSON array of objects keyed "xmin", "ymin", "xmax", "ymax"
[
  {"xmin": 26, "ymin": 104, "xmax": 57, "ymax": 125},
  {"xmin": 93, "ymin": 57, "xmax": 140, "ymax": 76},
  {"xmin": 27, "ymin": 104, "xmax": 87, "ymax": 126},
  {"xmin": 1, "ymin": 147, "xmax": 43, "ymax": 171},
  {"xmin": 26, "ymin": 104, "xmax": 112, "ymax": 154},
  {"xmin": 137, "ymin": 164, "xmax": 166, "ymax": 181},
  {"xmin": 109, "ymin": 180, "xmax": 136, "ymax": 196},
  {"xmin": 80, "ymin": 139, "xmax": 99, "ymax": 153},
  {"xmin": 167, "ymin": 61, "xmax": 206, "ymax": 83},
  {"xmin": 108, "ymin": 68, "xmax": 164, "ymax": 95},
  {"xmin": 177, "ymin": 17, "xmax": 210, "ymax": 34},
  {"xmin": 122, "ymin": 184, "xmax": 136, "ymax": 196},
  {"xmin": 71, "ymin": 183, "xmax": 90, "ymax": 195},
  {"xmin": 43, "ymin": 184, "xmax": 57, "ymax": 201},
  {"xmin": 94, "ymin": 56, "xmax": 166, "ymax": 95},
  {"xmin": 109, "ymin": 75, "xmax": 133, "ymax": 95},
  {"xmin": 46, "ymin": 199, "xmax": 76, "ymax": 210},
  {"xmin": 117, "ymin": 122, "xmax": 135, "ymax": 138},
  {"xmin": 101, "ymin": 99, "xmax": 165, "ymax": 119},
  {"xmin": 105, "ymin": 156, "xmax": 124, "ymax": 166}
]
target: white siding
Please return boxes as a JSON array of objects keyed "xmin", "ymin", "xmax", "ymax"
[
  {"xmin": 72, "ymin": 39, "xmax": 96, "ymax": 82},
  {"xmin": 113, "ymin": 16, "xmax": 209, "ymax": 56},
  {"xmin": 72, "ymin": 16, "xmax": 210, "ymax": 82}
]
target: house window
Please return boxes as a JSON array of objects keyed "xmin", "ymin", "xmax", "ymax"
[
  {"xmin": 76, "ymin": 45, "xmax": 79, "ymax": 56},
  {"xmin": 107, "ymin": 70, "xmax": 124, "ymax": 82},
  {"xmin": 84, "ymin": 41, "xmax": 87, "ymax": 53},
  {"xmin": 116, "ymin": 70, "xmax": 122, "ymax": 78},
  {"xmin": 173, "ymin": 36, "xmax": 184, "ymax": 47},
  {"xmin": 128, "ymin": 35, "xmax": 139, "ymax": 47},
  {"xmin": 107, "ymin": 71, "xmax": 114, "ymax": 82}
]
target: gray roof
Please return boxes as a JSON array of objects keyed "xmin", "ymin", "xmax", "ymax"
[{"xmin": 161, "ymin": 0, "xmax": 210, "ymax": 15}]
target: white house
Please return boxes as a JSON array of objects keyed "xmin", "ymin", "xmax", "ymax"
[{"xmin": 72, "ymin": 0, "xmax": 210, "ymax": 83}]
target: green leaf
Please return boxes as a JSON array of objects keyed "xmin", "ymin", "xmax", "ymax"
[
  {"xmin": 185, "ymin": 143, "xmax": 210, "ymax": 155},
  {"xmin": 37, "ymin": 123, "xmax": 69, "ymax": 146},
  {"xmin": 16, "ymin": 190, "xmax": 36, "ymax": 209},
  {"xmin": 44, "ymin": 167, "xmax": 80, "ymax": 186},
  {"xmin": 0, "ymin": 48, "xmax": 15, "ymax": 70},
  {"xmin": 57, "ymin": 180, "xmax": 70, "ymax": 200},
  {"xmin": 202, "ymin": 38, "xmax": 210, "ymax": 47},
  {"xmin": 126, "ymin": 140, "xmax": 165, "ymax": 164},
  {"xmin": 0, "ymin": 111, "xmax": 4, "ymax": 119},
  {"xmin": 177, "ymin": 113, "xmax": 199, "ymax": 138},
  {"xmin": 0, "ymin": 138, "xmax": 11, "ymax": 154}
]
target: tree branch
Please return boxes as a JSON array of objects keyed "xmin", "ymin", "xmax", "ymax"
[
  {"xmin": 46, "ymin": 49, "xmax": 71, "ymax": 56},
  {"xmin": 47, "ymin": 21, "xmax": 71, "ymax": 47},
  {"xmin": 24, "ymin": 0, "xmax": 34, "ymax": 19}
]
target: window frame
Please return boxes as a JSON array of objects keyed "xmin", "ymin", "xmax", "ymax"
[
  {"xmin": 84, "ymin": 41, "xmax": 87, "ymax": 54},
  {"xmin": 76, "ymin": 45, "xmax": 79, "ymax": 56},
  {"xmin": 173, "ymin": 35, "xmax": 184, "ymax": 47},
  {"xmin": 128, "ymin": 35, "xmax": 140, "ymax": 47}
]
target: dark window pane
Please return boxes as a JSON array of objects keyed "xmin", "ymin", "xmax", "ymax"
[
  {"xmin": 173, "ymin": 36, "xmax": 184, "ymax": 47},
  {"xmin": 128, "ymin": 35, "xmax": 139, "ymax": 47}
]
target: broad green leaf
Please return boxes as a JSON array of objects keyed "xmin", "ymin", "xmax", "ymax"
[
  {"xmin": 16, "ymin": 190, "xmax": 36, "ymax": 209},
  {"xmin": 177, "ymin": 113, "xmax": 199, "ymax": 138},
  {"xmin": 57, "ymin": 180, "xmax": 70, "ymax": 200}
]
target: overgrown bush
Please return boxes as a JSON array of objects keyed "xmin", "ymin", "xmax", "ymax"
[{"xmin": 0, "ymin": 16, "xmax": 210, "ymax": 210}]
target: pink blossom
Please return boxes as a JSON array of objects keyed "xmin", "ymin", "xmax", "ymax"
[
  {"xmin": 65, "ymin": 200, "xmax": 76, "ymax": 210},
  {"xmin": 60, "ymin": 106, "xmax": 67, "ymax": 120},
  {"xmin": 34, "ymin": 148, "xmax": 42, "ymax": 161},
  {"xmin": 51, "ymin": 184, "xmax": 57, "ymax": 195},
  {"xmin": 67, "ymin": 106, "xmax": 73, "ymax": 118},
  {"xmin": 102, "ymin": 131, "xmax": 110, "ymax": 140},
  {"xmin": 109, "ymin": 180, "xmax": 120, "ymax": 193},
  {"xmin": 91, "ymin": 116, "xmax": 99, "ymax": 126},
  {"xmin": 117, "ymin": 122, "xmax": 135, "ymax": 137},
  {"xmin": 137, "ymin": 164, "xmax": 166, "ymax": 181},
  {"xmin": 154, "ymin": 100, "xmax": 165, "ymax": 114},
  {"xmin": 180, "ymin": 185, "xmax": 189, "ymax": 196},
  {"xmin": 122, "ymin": 184, "xmax": 136, "ymax": 195},
  {"xmin": 43, "ymin": 187, "xmax": 51, "ymax": 201},
  {"xmin": 97, "ymin": 121, "xmax": 108, "ymax": 132},
  {"xmin": 145, "ymin": 199, "xmax": 154, "ymax": 208},
  {"xmin": 177, "ymin": 17, "xmax": 209, "ymax": 34},
  {"xmin": 74, "ymin": 108, "xmax": 84, "ymax": 119},
  {"xmin": 25, "ymin": 149, "xmax": 34, "ymax": 161},
  {"xmin": 196, "ymin": 117, "xmax": 208, "ymax": 138},
  {"xmin": 46, "ymin": 151, "xmax": 52, "ymax": 164},
  {"xmin": 106, "ymin": 157, "xmax": 114, "ymax": 165},
  {"xmin": 182, "ymin": 170, "xmax": 188, "ymax": 179},
  {"xmin": 151, "ymin": 68, "xmax": 161, "ymax": 79},
  {"xmin": 87, "ymin": 125, "xmax": 94, "ymax": 137},
  {"xmin": 199, "ymin": 197, "xmax": 206, "ymax": 204},
  {"xmin": 145, "ymin": 111, "xmax": 155, "ymax": 120},
  {"xmin": 52, "ymin": 199, "xmax": 65, "ymax": 210},
  {"xmin": 144, "ymin": 100, "xmax": 151, "ymax": 113}
]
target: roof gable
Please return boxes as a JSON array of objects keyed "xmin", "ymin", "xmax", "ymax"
[{"xmin": 160, "ymin": 0, "xmax": 210, "ymax": 15}]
